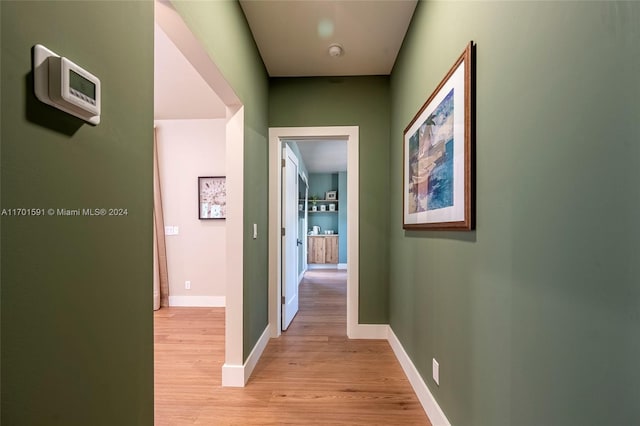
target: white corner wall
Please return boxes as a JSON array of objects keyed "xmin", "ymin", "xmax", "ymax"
[{"xmin": 155, "ymin": 119, "xmax": 226, "ymax": 306}]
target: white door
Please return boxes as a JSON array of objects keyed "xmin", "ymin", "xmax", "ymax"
[{"xmin": 282, "ymin": 145, "xmax": 299, "ymax": 330}]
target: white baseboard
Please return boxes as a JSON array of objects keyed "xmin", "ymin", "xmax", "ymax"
[
  {"xmin": 221, "ymin": 324, "xmax": 271, "ymax": 387},
  {"xmin": 168, "ymin": 295, "xmax": 226, "ymax": 307},
  {"xmin": 308, "ymin": 264, "xmax": 340, "ymax": 270},
  {"xmin": 337, "ymin": 263, "xmax": 347, "ymax": 270},
  {"xmin": 348, "ymin": 323, "xmax": 389, "ymax": 340},
  {"xmin": 298, "ymin": 271, "xmax": 305, "ymax": 284},
  {"xmin": 388, "ymin": 327, "xmax": 451, "ymax": 426},
  {"xmin": 221, "ymin": 363, "xmax": 244, "ymax": 387}
]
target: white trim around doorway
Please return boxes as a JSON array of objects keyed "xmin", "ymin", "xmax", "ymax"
[{"xmin": 268, "ymin": 126, "xmax": 364, "ymax": 339}]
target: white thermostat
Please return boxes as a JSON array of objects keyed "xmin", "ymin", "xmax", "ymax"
[{"xmin": 33, "ymin": 44, "xmax": 101, "ymax": 125}]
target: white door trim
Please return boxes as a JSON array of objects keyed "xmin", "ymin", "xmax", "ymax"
[
  {"xmin": 268, "ymin": 126, "xmax": 360, "ymax": 338},
  {"xmin": 223, "ymin": 105, "xmax": 245, "ymax": 382}
]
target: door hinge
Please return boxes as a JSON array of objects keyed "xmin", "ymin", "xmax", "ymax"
[
  {"xmin": 281, "ymin": 296, "xmax": 285, "ymax": 304},
  {"xmin": 281, "ymin": 227, "xmax": 285, "ymax": 237},
  {"xmin": 281, "ymin": 158, "xmax": 286, "ymax": 167}
]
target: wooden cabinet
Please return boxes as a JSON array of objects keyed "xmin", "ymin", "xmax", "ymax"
[
  {"xmin": 325, "ymin": 236, "xmax": 338, "ymax": 264},
  {"xmin": 308, "ymin": 235, "xmax": 338, "ymax": 264},
  {"xmin": 308, "ymin": 236, "xmax": 326, "ymax": 264}
]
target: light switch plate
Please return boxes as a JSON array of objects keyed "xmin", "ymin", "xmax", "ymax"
[{"xmin": 432, "ymin": 358, "xmax": 440, "ymax": 386}]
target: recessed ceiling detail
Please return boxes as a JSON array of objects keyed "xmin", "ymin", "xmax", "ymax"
[{"xmin": 239, "ymin": 0, "xmax": 417, "ymax": 77}]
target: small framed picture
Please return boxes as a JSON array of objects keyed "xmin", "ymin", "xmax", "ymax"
[
  {"xmin": 325, "ymin": 190, "xmax": 337, "ymax": 200},
  {"xmin": 329, "ymin": 204, "xmax": 336, "ymax": 212},
  {"xmin": 198, "ymin": 176, "xmax": 226, "ymax": 219}
]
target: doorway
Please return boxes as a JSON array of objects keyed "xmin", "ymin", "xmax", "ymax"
[
  {"xmin": 268, "ymin": 126, "xmax": 360, "ymax": 338},
  {"xmin": 154, "ymin": 0, "xmax": 245, "ymax": 388},
  {"xmin": 281, "ymin": 140, "xmax": 346, "ymax": 331}
]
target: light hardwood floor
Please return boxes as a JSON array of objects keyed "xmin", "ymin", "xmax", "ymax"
[{"xmin": 154, "ymin": 269, "xmax": 431, "ymax": 425}]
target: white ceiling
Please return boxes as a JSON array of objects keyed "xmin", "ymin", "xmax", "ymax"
[
  {"xmin": 154, "ymin": 23, "xmax": 227, "ymax": 120},
  {"xmin": 239, "ymin": 0, "xmax": 417, "ymax": 77},
  {"xmin": 155, "ymin": 1, "xmax": 415, "ymax": 169},
  {"xmin": 293, "ymin": 139, "xmax": 348, "ymax": 173}
]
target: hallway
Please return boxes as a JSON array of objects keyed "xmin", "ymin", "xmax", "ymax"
[{"xmin": 154, "ymin": 270, "xmax": 430, "ymax": 425}]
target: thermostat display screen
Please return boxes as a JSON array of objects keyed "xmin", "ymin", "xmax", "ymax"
[{"xmin": 69, "ymin": 69, "xmax": 96, "ymax": 99}]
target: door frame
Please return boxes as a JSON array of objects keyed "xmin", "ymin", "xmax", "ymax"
[
  {"xmin": 298, "ymin": 171, "xmax": 308, "ymax": 284},
  {"xmin": 268, "ymin": 126, "xmax": 360, "ymax": 338}
]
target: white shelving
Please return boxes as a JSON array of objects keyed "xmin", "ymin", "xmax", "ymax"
[{"xmin": 304, "ymin": 198, "xmax": 339, "ymax": 213}]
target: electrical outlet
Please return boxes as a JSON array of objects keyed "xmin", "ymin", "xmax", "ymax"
[
  {"xmin": 185, "ymin": 281, "xmax": 191, "ymax": 290},
  {"xmin": 432, "ymin": 358, "xmax": 440, "ymax": 386}
]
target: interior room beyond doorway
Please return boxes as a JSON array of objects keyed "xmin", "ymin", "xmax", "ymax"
[{"xmin": 269, "ymin": 126, "xmax": 361, "ymax": 339}]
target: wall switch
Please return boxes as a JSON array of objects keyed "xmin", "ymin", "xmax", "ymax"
[
  {"xmin": 185, "ymin": 281, "xmax": 191, "ymax": 290},
  {"xmin": 165, "ymin": 226, "xmax": 179, "ymax": 236},
  {"xmin": 432, "ymin": 358, "xmax": 440, "ymax": 386},
  {"xmin": 253, "ymin": 223, "xmax": 258, "ymax": 239}
]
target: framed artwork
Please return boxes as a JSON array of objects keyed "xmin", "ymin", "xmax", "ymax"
[
  {"xmin": 403, "ymin": 41, "xmax": 475, "ymax": 230},
  {"xmin": 325, "ymin": 190, "xmax": 337, "ymax": 200},
  {"xmin": 198, "ymin": 176, "xmax": 226, "ymax": 219}
]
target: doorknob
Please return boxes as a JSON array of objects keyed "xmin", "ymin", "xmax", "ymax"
[{"xmin": 296, "ymin": 239, "xmax": 303, "ymax": 246}]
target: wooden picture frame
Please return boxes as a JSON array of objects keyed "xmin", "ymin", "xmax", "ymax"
[
  {"xmin": 403, "ymin": 41, "xmax": 475, "ymax": 230},
  {"xmin": 198, "ymin": 176, "xmax": 226, "ymax": 219}
]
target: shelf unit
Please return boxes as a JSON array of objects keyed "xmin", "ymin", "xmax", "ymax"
[{"xmin": 306, "ymin": 198, "xmax": 338, "ymax": 213}]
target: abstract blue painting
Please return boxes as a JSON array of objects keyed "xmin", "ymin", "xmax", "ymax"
[
  {"xmin": 403, "ymin": 41, "xmax": 473, "ymax": 230},
  {"xmin": 408, "ymin": 89, "xmax": 454, "ymax": 213}
]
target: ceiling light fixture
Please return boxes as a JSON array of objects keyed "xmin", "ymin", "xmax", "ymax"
[
  {"xmin": 318, "ymin": 19, "xmax": 334, "ymax": 39},
  {"xmin": 328, "ymin": 43, "xmax": 344, "ymax": 58}
]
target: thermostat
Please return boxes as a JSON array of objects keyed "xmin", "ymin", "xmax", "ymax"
[{"xmin": 33, "ymin": 44, "xmax": 101, "ymax": 125}]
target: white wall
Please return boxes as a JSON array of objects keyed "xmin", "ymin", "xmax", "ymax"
[{"xmin": 155, "ymin": 119, "xmax": 226, "ymax": 306}]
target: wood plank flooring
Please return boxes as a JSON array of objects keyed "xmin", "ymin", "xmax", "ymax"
[{"xmin": 154, "ymin": 269, "xmax": 431, "ymax": 425}]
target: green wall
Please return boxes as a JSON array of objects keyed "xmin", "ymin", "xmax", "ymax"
[
  {"xmin": 1, "ymin": 1, "xmax": 154, "ymax": 425},
  {"xmin": 270, "ymin": 76, "xmax": 390, "ymax": 323},
  {"xmin": 172, "ymin": 1, "xmax": 269, "ymax": 360},
  {"xmin": 390, "ymin": 2, "xmax": 640, "ymax": 425},
  {"xmin": 0, "ymin": 2, "xmax": 3, "ymax": 420}
]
